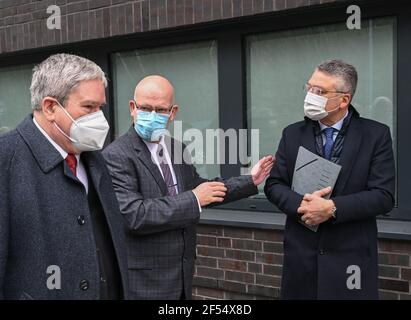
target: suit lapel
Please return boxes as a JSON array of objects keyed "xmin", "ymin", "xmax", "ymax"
[
  {"xmin": 138, "ymin": 147, "xmax": 169, "ymax": 196},
  {"xmin": 81, "ymin": 152, "xmax": 102, "ymax": 192},
  {"xmin": 17, "ymin": 114, "xmax": 82, "ymax": 186},
  {"xmin": 82, "ymin": 153, "xmax": 115, "ymax": 231},
  {"xmin": 63, "ymin": 161, "xmax": 82, "ymax": 184},
  {"xmin": 332, "ymin": 115, "xmax": 362, "ymax": 195},
  {"xmin": 301, "ymin": 119, "xmax": 318, "ymax": 155},
  {"xmin": 127, "ymin": 127, "xmax": 168, "ymax": 195},
  {"xmin": 17, "ymin": 114, "xmax": 64, "ymax": 173}
]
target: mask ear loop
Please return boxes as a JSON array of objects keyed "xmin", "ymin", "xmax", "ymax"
[
  {"xmin": 53, "ymin": 122, "xmax": 77, "ymax": 143},
  {"xmin": 53, "ymin": 100, "xmax": 79, "ymax": 143},
  {"xmin": 326, "ymin": 93, "xmax": 346, "ymax": 113},
  {"xmin": 55, "ymin": 100, "xmax": 78, "ymax": 125}
]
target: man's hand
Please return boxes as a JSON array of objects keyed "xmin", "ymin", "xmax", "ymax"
[
  {"xmin": 297, "ymin": 187, "xmax": 334, "ymax": 226},
  {"xmin": 251, "ymin": 155, "xmax": 275, "ymax": 186},
  {"xmin": 310, "ymin": 186, "xmax": 332, "ymax": 198},
  {"xmin": 192, "ymin": 182, "xmax": 227, "ymax": 207}
]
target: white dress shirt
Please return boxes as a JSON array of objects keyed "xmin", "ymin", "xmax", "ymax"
[
  {"xmin": 319, "ymin": 111, "xmax": 349, "ymax": 145},
  {"xmin": 143, "ymin": 138, "xmax": 202, "ymax": 212},
  {"xmin": 33, "ymin": 117, "xmax": 89, "ymax": 193},
  {"xmin": 143, "ymin": 138, "xmax": 179, "ymax": 195}
]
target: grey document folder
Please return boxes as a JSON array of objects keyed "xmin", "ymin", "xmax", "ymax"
[{"xmin": 291, "ymin": 146, "xmax": 342, "ymax": 232}]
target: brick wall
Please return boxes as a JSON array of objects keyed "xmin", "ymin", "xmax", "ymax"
[
  {"xmin": 193, "ymin": 224, "xmax": 411, "ymax": 300},
  {"xmin": 0, "ymin": 0, "xmax": 339, "ymax": 55}
]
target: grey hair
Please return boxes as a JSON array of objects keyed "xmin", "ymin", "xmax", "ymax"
[
  {"xmin": 30, "ymin": 53, "xmax": 107, "ymax": 110},
  {"xmin": 316, "ymin": 59, "xmax": 358, "ymax": 97}
]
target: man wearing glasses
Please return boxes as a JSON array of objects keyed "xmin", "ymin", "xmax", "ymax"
[
  {"xmin": 264, "ymin": 59, "xmax": 395, "ymax": 299},
  {"xmin": 102, "ymin": 75, "xmax": 274, "ymax": 300}
]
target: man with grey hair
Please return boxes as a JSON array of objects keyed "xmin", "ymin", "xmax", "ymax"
[
  {"xmin": 0, "ymin": 53, "xmax": 129, "ymax": 299},
  {"xmin": 265, "ymin": 59, "xmax": 395, "ymax": 299}
]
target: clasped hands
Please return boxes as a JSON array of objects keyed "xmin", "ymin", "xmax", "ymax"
[{"xmin": 297, "ymin": 186, "xmax": 335, "ymax": 226}]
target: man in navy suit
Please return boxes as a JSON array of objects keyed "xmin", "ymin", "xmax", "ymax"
[
  {"xmin": 264, "ymin": 59, "xmax": 395, "ymax": 299},
  {"xmin": 0, "ymin": 54, "xmax": 128, "ymax": 299}
]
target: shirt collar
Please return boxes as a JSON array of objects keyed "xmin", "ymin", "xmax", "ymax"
[
  {"xmin": 33, "ymin": 117, "xmax": 80, "ymax": 162},
  {"xmin": 319, "ymin": 110, "xmax": 349, "ymax": 132},
  {"xmin": 143, "ymin": 137, "xmax": 165, "ymax": 155}
]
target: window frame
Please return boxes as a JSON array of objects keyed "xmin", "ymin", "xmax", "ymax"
[
  {"xmin": 215, "ymin": 2, "xmax": 411, "ymax": 221},
  {"xmin": 0, "ymin": 0, "xmax": 410, "ymax": 220}
]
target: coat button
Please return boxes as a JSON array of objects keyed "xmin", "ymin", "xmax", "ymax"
[
  {"xmin": 77, "ymin": 216, "xmax": 85, "ymax": 225},
  {"xmin": 80, "ymin": 280, "xmax": 89, "ymax": 291},
  {"xmin": 319, "ymin": 250, "xmax": 325, "ymax": 255}
]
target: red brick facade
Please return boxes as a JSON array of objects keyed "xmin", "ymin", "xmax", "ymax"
[
  {"xmin": 194, "ymin": 225, "xmax": 411, "ymax": 300},
  {"xmin": 0, "ymin": 0, "xmax": 337, "ymax": 54}
]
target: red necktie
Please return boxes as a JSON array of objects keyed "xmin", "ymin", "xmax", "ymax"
[{"xmin": 65, "ymin": 153, "xmax": 77, "ymax": 176}]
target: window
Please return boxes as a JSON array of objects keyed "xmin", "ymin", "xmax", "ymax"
[
  {"xmin": 0, "ymin": 64, "xmax": 33, "ymax": 133},
  {"xmin": 246, "ymin": 17, "xmax": 396, "ymax": 195},
  {"xmin": 111, "ymin": 41, "xmax": 220, "ymax": 178}
]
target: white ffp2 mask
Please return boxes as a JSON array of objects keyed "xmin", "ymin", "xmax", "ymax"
[{"xmin": 54, "ymin": 102, "xmax": 110, "ymax": 152}]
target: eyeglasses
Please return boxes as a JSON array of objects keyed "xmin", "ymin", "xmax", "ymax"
[
  {"xmin": 303, "ymin": 83, "xmax": 348, "ymax": 96},
  {"xmin": 133, "ymin": 101, "xmax": 175, "ymax": 115}
]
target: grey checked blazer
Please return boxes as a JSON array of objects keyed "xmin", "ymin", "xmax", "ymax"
[{"xmin": 102, "ymin": 127, "xmax": 258, "ymax": 300}]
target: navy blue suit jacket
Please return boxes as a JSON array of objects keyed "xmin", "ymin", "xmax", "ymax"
[{"xmin": 264, "ymin": 106, "xmax": 395, "ymax": 299}]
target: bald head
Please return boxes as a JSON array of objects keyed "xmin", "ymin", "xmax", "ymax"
[
  {"xmin": 134, "ymin": 75, "xmax": 175, "ymax": 106},
  {"xmin": 129, "ymin": 75, "xmax": 179, "ymax": 130}
]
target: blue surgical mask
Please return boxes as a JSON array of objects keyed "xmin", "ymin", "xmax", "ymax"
[{"xmin": 134, "ymin": 110, "xmax": 170, "ymax": 142}]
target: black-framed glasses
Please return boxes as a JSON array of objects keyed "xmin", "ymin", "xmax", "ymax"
[
  {"xmin": 303, "ymin": 83, "xmax": 348, "ymax": 96},
  {"xmin": 133, "ymin": 100, "xmax": 175, "ymax": 115}
]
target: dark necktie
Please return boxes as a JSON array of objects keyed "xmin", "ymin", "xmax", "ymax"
[
  {"xmin": 157, "ymin": 145, "xmax": 177, "ymax": 196},
  {"xmin": 323, "ymin": 127, "xmax": 335, "ymax": 161},
  {"xmin": 65, "ymin": 153, "xmax": 77, "ymax": 176}
]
